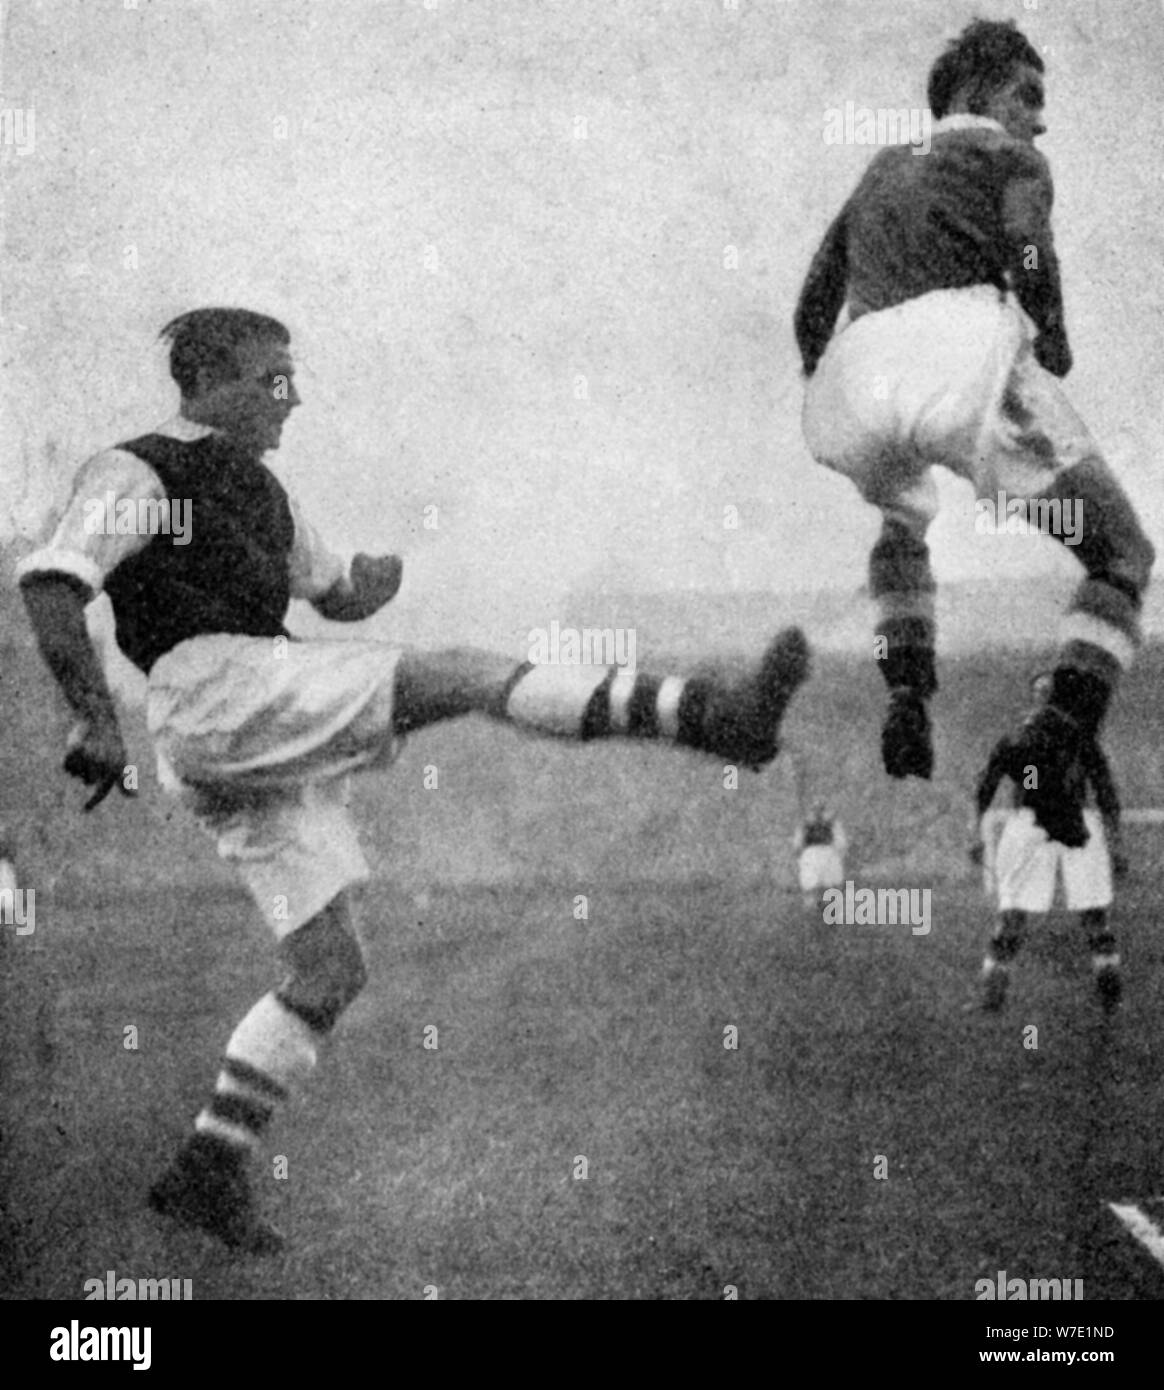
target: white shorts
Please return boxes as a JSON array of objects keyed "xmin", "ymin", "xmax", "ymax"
[
  {"xmin": 994, "ymin": 808, "xmax": 1112, "ymax": 914},
  {"xmin": 148, "ymin": 634, "xmax": 404, "ymax": 937},
  {"xmin": 798, "ymin": 845, "xmax": 844, "ymax": 892},
  {"xmin": 802, "ymin": 286, "xmax": 1097, "ymax": 529}
]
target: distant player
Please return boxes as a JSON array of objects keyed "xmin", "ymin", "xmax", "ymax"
[
  {"xmin": 793, "ymin": 801, "xmax": 847, "ymax": 912},
  {"xmin": 17, "ymin": 308, "xmax": 809, "ymax": 1254},
  {"xmin": 795, "ymin": 19, "xmax": 1153, "ymax": 781},
  {"xmin": 969, "ymin": 672, "xmax": 1125, "ymax": 1013}
]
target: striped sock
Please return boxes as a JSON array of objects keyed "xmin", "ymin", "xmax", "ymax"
[
  {"xmin": 1055, "ymin": 579, "xmax": 1141, "ymax": 731},
  {"xmin": 870, "ymin": 523, "xmax": 938, "ymax": 695},
  {"xmin": 194, "ymin": 992, "xmax": 318, "ymax": 1153},
  {"xmin": 503, "ymin": 664, "xmax": 708, "ymax": 747}
]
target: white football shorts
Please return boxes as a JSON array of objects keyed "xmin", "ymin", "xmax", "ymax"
[
  {"xmin": 798, "ymin": 845, "xmax": 845, "ymax": 892},
  {"xmin": 994, "ymin": 807, "xmax": 1112, "ymax": 914},
  {"xmin": 148, "ymin": 633, "xmax": 403, "ymax": 936},
  {"xmin": 802, "ymin": 285, "xmax": 1097, "ymax": 529}
]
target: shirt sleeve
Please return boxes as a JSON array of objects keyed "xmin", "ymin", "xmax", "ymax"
[
  {"xmin": 999, "ymin": 143, "xmax": 1071, "ymax": 375},
  {"xmin": 976, "ymin": 737, "xmax": 1016, "ymax": 818},
  {"xmin": 286, "ymin": 496, "xmax": 352, "ymax": 602},
  {"xmin": 14, "ymin": 448, "xmax": 163, "ymax": 597},
  {"xmin": 793, "ymin": 206, "xmax": 850, "ymax": 376},
  {"xmin": 1084, "ymin": 741, "xmax": 1121, "ymax": 823}
]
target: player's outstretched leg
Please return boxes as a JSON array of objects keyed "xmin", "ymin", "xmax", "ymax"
[
  {"xmin": 1082, "ymin": 907, "xmax": 1121, "ymax": 1013},
  {"xmin": 870, "ymin": 516, "xmax": 938, "ymax": 779},
  {"xmin": 395, "ymin": 628, "xmax": 811, "ymax": 772},
  {"xmin": 973, "ymin": 909, "xmax": 1025, "ymax": 1012},
  {"xmin": 150, "ymin": 895, "xmax": 364, "ymax": 1254}
]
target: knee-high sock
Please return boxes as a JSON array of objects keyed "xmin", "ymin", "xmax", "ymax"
[
  {"xmin": 1045, "ymin": 460, "xmax": 1154, "ymax": 731},
  {"xmin": 984, "ymin": 910, "xmax": 1025, "ymax": 970},
  {"xmin": 1081, "ymin": 907, "xmax": 1120, "ymax": 972},
  {"xmin": 194, "ymin": 992, "xmax": 319, "ymax": 1153},
  {"xmin": 1053, "ymin": 581, "xmax": 1140, "ymax": 732},
  {"xmin": 500, "ymin": 663, "xmax": 713, "ymax": 748},
  {"xmin": 870, "ymin": 520, "xmax": 937, "ymax": 696}
]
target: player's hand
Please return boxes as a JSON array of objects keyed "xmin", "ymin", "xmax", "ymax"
[
  {"xmin": 63, "ymin": 718, "xmax": 137, "ymax": 812},
  {"xmin": 351, "ymin": 553, "xmax": 403, "ymax": 615},
  {"xmin": 968, "ymin": 839, "xmax": 985, "ymax": 867}
]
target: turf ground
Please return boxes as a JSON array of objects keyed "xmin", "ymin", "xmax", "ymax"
[
  {"xmin": 3, "ymin": 648, "xmax": 1163, "ymax": 1301},
  {"xmin": 4, "ymin": 849, "xmax": 1163, "ymax": 1300}
]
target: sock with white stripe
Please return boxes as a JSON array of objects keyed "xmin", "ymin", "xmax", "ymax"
[
  {"xmin": 497, "ymin": 629, "xmax": 809, "ymax": 770},
  {"xmin": 192, "ymin": 992, "xmax": 319, "ymax": 1155},
  {"xmin": 1054, "ymin": 574, "xmax": 1146, "ymax": 732}
]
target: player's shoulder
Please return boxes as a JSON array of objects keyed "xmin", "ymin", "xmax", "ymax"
[
  {"xmin": 69, "ymin": 444, "xmax": 163, "ymax": 496},
  {"xmin": 935, "ymin": 123, "xmax": 1050, "ymax": 180}
]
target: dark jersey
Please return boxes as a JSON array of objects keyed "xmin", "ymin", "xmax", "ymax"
[
  {"xmin": 795, "ymin": 119, "xmax": 1070, "ymax": 379},
  {"xmin": 104, "ymin": 433, "xmax": 296, "ymax": 673},
  {"xmin": 976, "ymin": 730, "xmax": 1119, "ymax": 849}
]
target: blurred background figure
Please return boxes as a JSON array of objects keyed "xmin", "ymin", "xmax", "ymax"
[
  {"xmin": 793, "ymin": 801, "xmax": 848, "ymax": 913},
  {"xmin": 970, "ymin": 670, "xmax": 1126, "ymax": 1013}
]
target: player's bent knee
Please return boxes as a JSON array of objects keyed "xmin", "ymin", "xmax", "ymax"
[{"xmin": 276, "ymin": 898, "xmax": 368, "ymax": 1034}]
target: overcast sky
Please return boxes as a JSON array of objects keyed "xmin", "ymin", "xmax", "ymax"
[{"xmin": 3, "ymin": 0, "xmax": 1162, "ymax": 649}]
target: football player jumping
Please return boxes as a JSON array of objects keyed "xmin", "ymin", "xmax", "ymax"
[
  {"xmin": 795, "ymin": 19, "xmax": 1153, "ymax": 780},
  {"xmin": 18, "ymin": 307, "xmax": 810, "ymax": 1254}
]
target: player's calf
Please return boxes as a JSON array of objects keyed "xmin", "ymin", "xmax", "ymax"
[
  {"xmin": 1082, "ymin": 908, "xmax": 1121, "ymax": 1014},
  {"xmin": 500, "ymin": 627, "xmax": 811, "ymax": 772},
  {"xmin": 973, "ymin": 910, "xmax": 1025, "ymax": 1012},
  {"xmin": 151, "ymin": 894, "xmax": 365, "ymax": 1254}
]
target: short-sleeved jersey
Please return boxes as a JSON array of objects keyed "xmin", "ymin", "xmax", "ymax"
[{"xmin": 16, "ymin": 416, "xmax": 350, "ymax": 673}]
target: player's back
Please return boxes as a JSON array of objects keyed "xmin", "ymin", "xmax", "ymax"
[{"xmin": 844, "ymin": 126, "xmax": 1049, "ymax": 320}]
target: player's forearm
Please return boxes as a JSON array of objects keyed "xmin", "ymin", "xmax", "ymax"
[
  {"xmin": 313, "ymin": 553, "xmax": 403, "ymax": 622},
  {"xmin": 975, "ymin": 769, "xmax": 1004, "ymax": 820},
  {"xmin": 19, "ymin": 576, "xmax": 119, "ymax": 726},
  {"xmin": 1012, "ymin": 261, "xmax": 1072, "ymax": 376}
]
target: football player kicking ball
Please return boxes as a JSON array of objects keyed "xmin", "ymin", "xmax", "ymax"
[
  {"xmin": 795, "ymin": 19, "xmax": 1153, "ymax": 781},
  {"xmin": 969, "ymin": 673, "xmax": 1126, "ymax": 1014},
  {"xmin": 18, "ymin": 308, "xmax": 810, "ymax": 1255}
]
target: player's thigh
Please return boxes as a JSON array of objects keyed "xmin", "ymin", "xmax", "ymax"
[
  {"xmin": 978, "ymin": 339, "xmax": 1103, "ymax": 505},
  {"xmin": 393, "ymin": 647, "xmax": 517, "ymax": 729},
  {"xmin": 187, "ymin": 777, "xmax": 371, "ymax": 937},
  {"xmin": 996, "ymin": 812, "xmax": 1057, "ymax": 913},
  {"xmin": 1061, "ymin": 812, "xmax": 1113, "ymax": 911},
  {"xmin": 279, "ymin": 889, "xmax": 368, "ymax": 1020}
]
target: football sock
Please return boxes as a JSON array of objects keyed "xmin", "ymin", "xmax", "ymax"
[
  {"xmin": 502, "ymin": 663, "xmax": 712, "ymax": 748},
  {"xmin": 1055, "ymin": 579, "xmax": 1142, "ymax": 732},
  {"xmin": 870, "ymin": 521, "xmax": 938, "ymax": 697},
  {"xmin": 986, "ymin": 910, "xmax": 1025, "ymax": 967},
  {"xmin": 1083, "ymin": 910, "xmax": 1120, "ymax": 973},
  {"xmin": 193, "ymin": 993, "xmax": 318, "ymax": 1153}
]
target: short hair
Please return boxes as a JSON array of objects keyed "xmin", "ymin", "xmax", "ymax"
[
  {"xmin": 160, "ymin": 307, "xmax": 290, "ymax": 396},
  {"xmin": 927, "ymin": 20, "xmax": 1043, "ymax": 121}
]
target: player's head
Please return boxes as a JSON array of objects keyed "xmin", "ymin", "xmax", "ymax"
[
  {"xmin": 928, "ymin": 20, "xmax": 1045, "ymax": 144},
  {"xmin": 1030, "ymin": 670, "xmax": 1054, "ymax": 707},
  {"xmin": 161, "ymin": 308, "xmax": 299, "ymax": 454},
  {"xmin": 810, "ymin": 801, "xmax": 830, "ymax": 821}
]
